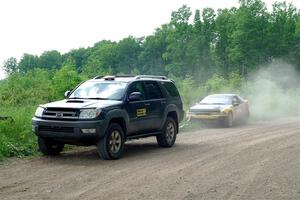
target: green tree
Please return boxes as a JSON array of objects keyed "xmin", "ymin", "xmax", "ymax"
[
  {"xmin": 269, "ymin": 2, "xmax": 298, "ymax": 58},
  {"xmin": 229, "ymin": 0, "xmax": 269, "ymax": 75},
  {"xmin": 39, "ymin": 50, "xmax": 62, "ymax": 69},
  {"xmin": 83, "ymin": 40, "xmax": 117, "ymax": 77},
  {"xmin": 164, "ymin": 5, "xmax": 193, "ymax": 77},
  {"xmin": 3, "ymin": 57, "xmax": 18, "ymax": 75},
  {"xmin": 18, "ymin": 54, "xmax": 39, "ymax": 73},
  {"xmin": 52, "ymin": 64, "xmax": 83, "ymax": 98},
  {"xmin": 139, "ymin": 25, "xmax": 170, "ymax": 75},
  {"xmin": 63, "ymin": 48, "xmax": 89, "ymax": 72},
  {"xmin": 215, "ymin": 8, "xmax": 236, "ymax": 78},
  {"xmin": 115, "ymin": 36, "xmax": 142, "ymax": 74}
]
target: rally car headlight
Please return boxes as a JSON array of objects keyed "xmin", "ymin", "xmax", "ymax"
[
  {"xmin": 79, "ymin": 108, "xmax": 101, "ymax": 119},
  {"xmin": 35, "ymin": 106, "xmax": 44, "ymax": 117}
]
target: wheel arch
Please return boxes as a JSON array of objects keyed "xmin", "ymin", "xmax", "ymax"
[{"xmin": 160, "ymin": 104, "xmax": 179, "ymax": 131}]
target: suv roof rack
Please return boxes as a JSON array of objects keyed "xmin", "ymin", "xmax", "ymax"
[
  {"xmin": 135, "ymin": 75, "xmax": 167, "ymax": 80},
  {"xmin": 93, "ymin": 75, "xmax": 104, "ymax": 79},
  {"xmin": 93, "ymin": 75, "xmax": 135, "ymax": 80}
]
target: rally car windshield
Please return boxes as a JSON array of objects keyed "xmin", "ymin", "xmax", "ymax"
[
  {"xmin": 68, "ymin": 81, "xmax": 127, "ymax": 100},
  {"xmin": 200, "ymin": 96, "xmax": 231, "ymax": 105}
]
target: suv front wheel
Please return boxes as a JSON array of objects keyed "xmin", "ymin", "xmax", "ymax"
[
  {"xmin": 97, "ymin": 123, "xmax": 125, "ymax": 160},
  {"xmin": 157, "ymin": 117, "xmax": 177, "ymax": 147}
]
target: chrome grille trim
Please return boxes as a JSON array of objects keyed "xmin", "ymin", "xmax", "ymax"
[{"xmin": 42, "ymin": 108, "xmax": 79, "ymax": 120}]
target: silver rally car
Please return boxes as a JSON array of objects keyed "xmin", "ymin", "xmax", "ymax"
[{"xmin": 187, "ymin": 94, "xmax": 250, "ymax": 127}]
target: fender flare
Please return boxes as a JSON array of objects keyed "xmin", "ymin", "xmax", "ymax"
[
  {"xmin": 160, "ymin": 104, "xmax": 179, "ymax": 130},
  {"xmin": 101, "ymin": 109, "xmax": 130, "ymax": 138}
]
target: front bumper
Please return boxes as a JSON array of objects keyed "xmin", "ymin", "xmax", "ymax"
[
  {"xmin": 188, "ymin": 113, "xmax": 227, "ymax": 120},
  {"xmin": 32, "ymin": 117, "xmax": 108, "ymax": 144}
]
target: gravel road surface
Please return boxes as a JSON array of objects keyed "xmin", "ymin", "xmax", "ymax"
[{"xmin": 0, "ymin": 117, "xmax": 299, "ymax": 200}]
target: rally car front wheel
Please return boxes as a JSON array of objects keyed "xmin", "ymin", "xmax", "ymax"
[{"xmin": 223, "ymin": 112, "xmax": 233, "ymax": 128}]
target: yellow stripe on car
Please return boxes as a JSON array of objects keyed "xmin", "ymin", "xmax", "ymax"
[{"xmin": 220, "ymin": 105, "xmax": 233, "ymax": 114}]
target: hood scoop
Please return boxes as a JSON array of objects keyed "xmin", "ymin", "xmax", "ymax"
[{"xmin": 66, "ymin": 100, "xmax": 85, "ymax": 103}]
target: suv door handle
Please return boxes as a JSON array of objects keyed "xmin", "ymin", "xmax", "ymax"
[
  {"xmin": 144, "ymin": 103, "xmax": 151, "ymax": 106},
  {"xmin": 161, "ymin": 101, "xmax": 166, "ymax": 104}
]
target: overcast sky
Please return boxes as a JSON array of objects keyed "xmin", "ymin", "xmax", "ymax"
[{"xmin": 0, "ymin": 0, "xmax": 299, "ymax": 79}]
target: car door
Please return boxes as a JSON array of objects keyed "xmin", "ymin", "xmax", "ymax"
[
  {"xmin": 144, "ymin": 81, "xmax": 166, "ymax": 131},
  {"xmin": 232, "ymin": 96, "xmax": 243, "ymax": 120},
  {"xmin": 237, "ymin": 95, "xmax": 249, "ymax": 118},
  {"xmin": 126, "ymin": 81, "xmax": 151, "ymax": 134}
]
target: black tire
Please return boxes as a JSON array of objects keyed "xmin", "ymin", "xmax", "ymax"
[
  {"xmin": 38, "ymin": 137, "xmax": 64, "ymax": 155},
  {"xmin": 223, "ymin": 112, "xmax": 233, "ymax": 128},
  {"xmin": 97, "ymin": 123, "xmax": 125, "ymax": 160},
  {"xmin": 157, "ymin": 117, "xmax": 177, "ymax": 147}
]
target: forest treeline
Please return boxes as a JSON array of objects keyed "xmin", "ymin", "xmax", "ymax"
[
  {"xmin": 0, "ymin": 0, "xmax": 299, "ymax": 159},
  {"xmin": 3, "ymin": 0, "xmax": 300, "ymax": 81}
]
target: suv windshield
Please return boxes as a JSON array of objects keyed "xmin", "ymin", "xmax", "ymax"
[{"xmin": 69, "ymin": 81, "xmax": 127, "ymax": 100}]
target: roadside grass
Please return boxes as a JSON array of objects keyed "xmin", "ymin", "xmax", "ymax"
[{"xmin": 0, "ymin": 106, "xmax": 38, "ymax": 161}]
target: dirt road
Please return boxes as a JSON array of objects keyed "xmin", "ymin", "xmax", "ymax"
[{"xmin": 0, "ymin": 117, "xmax": 299, "ymax": 200}]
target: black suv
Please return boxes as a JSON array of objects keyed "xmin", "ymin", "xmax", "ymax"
[{"xmin": 32, "ymin": 75, "xmax": 184, "ymax": 159}]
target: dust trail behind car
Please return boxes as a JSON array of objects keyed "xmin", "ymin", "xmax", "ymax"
[{"xmin": 242, "ymin": 60, "xmax": 300, "ymax": 120}]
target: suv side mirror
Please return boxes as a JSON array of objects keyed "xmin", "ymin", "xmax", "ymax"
[
  {"xmin": 129, "ymin": 92, "xmax": 142, "ymax": 101},
  {"xmin": 64, "ymin": 90, "xmax": 71, "ymax": 99}
]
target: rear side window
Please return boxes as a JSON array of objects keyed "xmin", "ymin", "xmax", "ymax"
[
  {"xmin": 145, "ymin": 81, "xmax": 163, "ymax": 99},
  {"xmin": 161, "ymin": 82, "xmax": 180, "ymax": 97}
]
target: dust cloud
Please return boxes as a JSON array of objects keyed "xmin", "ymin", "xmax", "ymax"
[{"xmin": 243, "ymin": 61, "xmax": 300, "ymax": 120}]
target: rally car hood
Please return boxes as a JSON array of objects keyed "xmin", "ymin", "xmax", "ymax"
[
  {"xmin": 189, "ymin": 104, "xmax": 230, "ymax": 112},
  {"xmin": 41, "ymin": 99, "xmax": 122, "ymax": 109}
]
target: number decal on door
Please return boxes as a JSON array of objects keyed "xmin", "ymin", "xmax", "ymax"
[{"xmin": 136, "ymin": 108, "xmax": 146, "ymax": 117}]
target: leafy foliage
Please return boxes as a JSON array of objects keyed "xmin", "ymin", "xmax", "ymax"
[{"xmin": 0, "ymin": 0, "xmax": 300, "ymax": 160}]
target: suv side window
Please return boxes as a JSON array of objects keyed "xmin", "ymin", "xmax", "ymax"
[
  {"xmin": 145, "ymin": 81, "xmax": 163, "ymax": 100},
  {"xmin": 161, "ymin": 82, "xmax": 179, "ymax": 97},
  {"xmin": 127, "ymin": 81, "xmax": 146, "ymax": 100}
]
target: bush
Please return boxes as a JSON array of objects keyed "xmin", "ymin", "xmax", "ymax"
[{"xmin": 0, "ymin": 106, "xmax": 37, "ymax": 160}]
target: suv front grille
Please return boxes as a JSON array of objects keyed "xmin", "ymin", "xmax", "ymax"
[
  {"xmin": 42, "ymin": 108, "xmax": 79, "ymax": 120},
  {"xmin": 39, "ymin": 125, "xmax": 74, "ymax": 133}
]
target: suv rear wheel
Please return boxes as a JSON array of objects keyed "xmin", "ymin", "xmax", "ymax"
[
  {"xmin": 38, "ymin": 137, "xmax": 64, "ymax": 155},
  {"xmin": 97, "ymin": 123, "xmax": 125, "ymax": 160},
  {"xmin": 157, "ymin": 117, "xmax": 177, "ymax": 147}
]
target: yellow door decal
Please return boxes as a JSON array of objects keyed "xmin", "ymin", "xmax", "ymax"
[{"xmin": 136, "ymin": 108, "xmax": 147, "ymax": 117}]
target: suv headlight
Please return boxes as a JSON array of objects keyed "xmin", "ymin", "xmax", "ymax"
[
  {"xmin": 35, "ymin": 106, "xmax": 45, "ymax": 117},
  {"xmin": 79, "ymin": 108, "xmax": 101, "ymax": 119}
]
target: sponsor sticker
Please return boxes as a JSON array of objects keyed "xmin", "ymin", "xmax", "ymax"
[{"xmin": 136, "ymin": 108, "xmax": 146, "ymax": 117}]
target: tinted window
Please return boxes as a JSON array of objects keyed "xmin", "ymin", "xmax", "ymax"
[
  {"xmin": 161, "ymin": 82, "xmax": 179, "ymax": 97},
  {"xmin": 127, "ymin": 82, "xmax": 146, "ymax": 100},
  {"xmin": 145, "ymin": 81, "xmax": 163, "ymax": 99}
]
